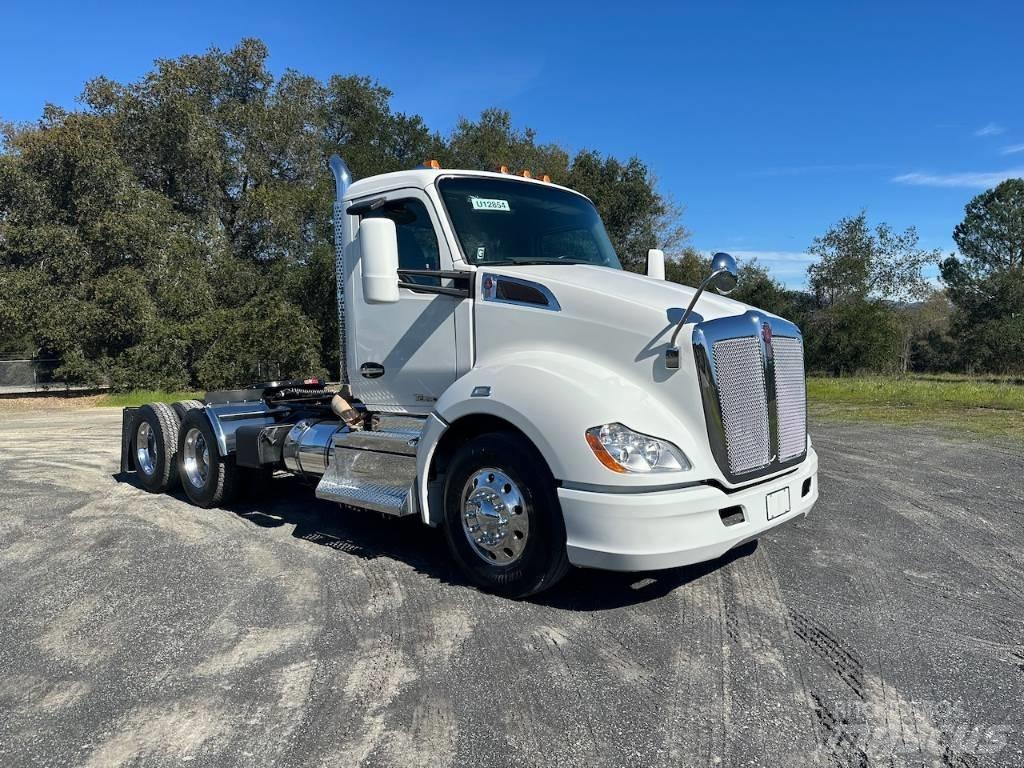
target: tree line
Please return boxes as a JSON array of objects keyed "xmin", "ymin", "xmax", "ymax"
[
  {"xmin": 1, "ymin": 39, "xmax": 1022, "ymax": 388},
  {"xmin": 688, "ymin": 178, "xmax": 1023, "ymax": 376}
]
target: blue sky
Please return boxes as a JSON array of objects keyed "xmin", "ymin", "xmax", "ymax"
[{"xmin": 2, "ymin": 1, "xmax": 1022, "ymax": 287}]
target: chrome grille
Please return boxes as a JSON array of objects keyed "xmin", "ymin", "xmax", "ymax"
[
  {"xmin": 692, "ymin": 311, "xmax": 808, "ymax": 483},
  {"xmin": 711, "ymin": 337, "xmax": 771, "ymax": 474},
  {"xmin": 773, "ymin": 336, "xmax": 806, "ymax": 461}
]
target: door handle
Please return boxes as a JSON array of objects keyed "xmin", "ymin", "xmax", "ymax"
[{"xmin": 360, "ymin": 362, "xmax": 385, "ymax": 379}]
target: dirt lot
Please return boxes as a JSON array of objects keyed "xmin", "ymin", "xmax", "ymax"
[{"xmin": 1, "ymin": 408, "xmax": 1023, "ymax": 767}]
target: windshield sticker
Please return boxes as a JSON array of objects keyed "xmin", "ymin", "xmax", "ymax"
[{"xmin": 470, "ymin": 196, "xmax": 511, "ymax": 212}]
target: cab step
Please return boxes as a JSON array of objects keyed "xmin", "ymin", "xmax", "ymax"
[{"xmin": 314, "ymin": 420, "xmax": 423, "ymax": 517}]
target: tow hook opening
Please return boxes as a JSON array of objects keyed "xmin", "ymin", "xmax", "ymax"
[
  {"xmin": 719, "ymin": 505, "xmax": 745, "ymax": 527},
  {"xmin": 801, "ymin": 478, "xmax": 812, "ymax": 498}
]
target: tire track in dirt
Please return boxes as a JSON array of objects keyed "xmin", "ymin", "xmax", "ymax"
[
  {"xmin": 664, "ymin": 566, "xmax": 731, "ymax": 767},
  {"xmin": 787, "ymin": 426, "xmax": 1009, "ymax": 767},
  {"xmin": 789, "ymin": 609, "xmax": 866, "ymax": 701},
  {"xmin": 278, "ymin": 520, "xmax": 473, "ymax": 768},
  {"xmin": 449, "ymin": 597, "xmax": 579, "ymax": 768},
  {"xmin": 284, "ymin": 553, "xmax": 412, "ymax": 768}
]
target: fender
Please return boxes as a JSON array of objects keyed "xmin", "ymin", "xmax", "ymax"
[{"xmin": 415, "ymin": 349, "xmax": 712, "ymax": 525}]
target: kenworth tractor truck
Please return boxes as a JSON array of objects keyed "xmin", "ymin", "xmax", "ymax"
[{"xmin": 120, "ymin": 156, "xmax": 819, "ymax": 597}]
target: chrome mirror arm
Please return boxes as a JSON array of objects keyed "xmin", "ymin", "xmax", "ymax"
[
  {"xmin": 669, "ymin": 268, "xmax": 728, "ymax": 349},
  {"xmin": 665, "ymin": 252, "xmax": 739, "ymax": 370}
]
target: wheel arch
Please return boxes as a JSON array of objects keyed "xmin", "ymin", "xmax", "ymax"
[{"xmin": 419, "ymin": 412, "xmax": 552, "ymax": 527}]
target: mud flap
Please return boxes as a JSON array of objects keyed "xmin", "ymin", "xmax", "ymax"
[{"xmin": 120, "ymin": 406, "xmax": 139, "ymax": 474}]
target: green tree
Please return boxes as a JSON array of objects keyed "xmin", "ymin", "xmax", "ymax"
[
  {"xmin": 901, "ymin": 290, "xmax": 956, "ymax": 373},
  {"xmin": 951, "ymin": 179, "xmax": 1024, "ymax": 273},
  {"xmin": 323, "ymin": 75, "xmax": 441, "ymax": 180},
  {"xmin": 663, "ymin": 247, "xmax": 709, "ymax": 287},
  {"xmin": 808, "ymin": 212, "xmax": 935, "ymax": 306},
  {"xmin": 941, "ymin": 178, "xmax": 1024, "ymax": 373},
  {"xmin": 0, "ymin": 38, "xmax": 683, "ymax": 390},
  {"xmin": 804, "ymin": 213, "xmax": 938, "ymax": 374}
]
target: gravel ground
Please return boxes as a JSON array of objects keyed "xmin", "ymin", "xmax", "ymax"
[{"xmin": 1, "ymin": 408, "xmax": 1023, "ymax": 767}]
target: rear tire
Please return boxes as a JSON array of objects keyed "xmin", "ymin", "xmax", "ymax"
[
  {"xmin": 177, "ymin": 409, "xmax": 238, "ymax": 508},
  {"xmin": 442, "ymin": 431, "xmax": 570, "ymax": 598},
  {"xmin": 171, "ymin": 399, "xmax": 204, "ymax": 422},
  {"xmin": 133, "ymin": 403, "xmax": 182, "ymax": 493}
]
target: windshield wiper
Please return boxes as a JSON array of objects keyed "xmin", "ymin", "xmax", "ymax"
[{"xmin": 481, "ymin": 259, "xmax": 591, "ymax": 266}]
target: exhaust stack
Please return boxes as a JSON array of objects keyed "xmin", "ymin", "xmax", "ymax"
[{"xmin": 329, "ymin": 155, "xmax": 354, "ymax": 393}]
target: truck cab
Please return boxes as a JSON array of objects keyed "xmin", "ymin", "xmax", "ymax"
[{"xmin": 122, "ymin": 158, "xmax": 818, "ymax": 598}]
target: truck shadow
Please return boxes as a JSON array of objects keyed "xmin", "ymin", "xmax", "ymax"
[
  {"xmin": 538, "ymin": 541, "xmax": 758, "ymax": 611},
  {"xmin": 115, "ymin": 471, "xmax": 758, "ymax": 611}
]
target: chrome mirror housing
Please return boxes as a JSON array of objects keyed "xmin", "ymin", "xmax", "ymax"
[{"xmin": 710, "ymin": 252, "xmax": 738, "ymax": 294}]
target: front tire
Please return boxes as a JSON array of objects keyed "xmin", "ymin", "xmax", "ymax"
[
  {"xmin": 133, "ymin": 403, "xmax": 182, "ymax": 493},
  {"xmin": 442, "ymin": 432, "xmax": 570, "ymax": 598},
  {"xmin": 177, "ymin": 409, "xmax": 238, "ymax": 508}
]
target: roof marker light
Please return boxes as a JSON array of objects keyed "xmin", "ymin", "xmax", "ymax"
[
  {"xmin": 520, "ymin": 170, "xmax": 532, "ymax": 179},
  {"xmin": 541, "ymin": 174, "xmax": 551, "ymax": 183},
  {"xmin": 423, "ymin": 159, "xmax": 441, "ymax": 169},
  {"xmin": 498, "ymin": 165, "xmax": 510, "ymax": 174}
]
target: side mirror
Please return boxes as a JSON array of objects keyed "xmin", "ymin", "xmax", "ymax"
[
  {"xmin": 646, "ymin": 249, "xmax": 665, "ymax": 280},
  {"xmin": 710, "ymin": 251, "xmax": 739, "ymax": 294},
  {"xmin": 664, "ymin": 251, "xmax": 741, "ymax": 369},
  {"xmin": 360, "ymin": 218, "xmax": 400, "ymax": 304}
]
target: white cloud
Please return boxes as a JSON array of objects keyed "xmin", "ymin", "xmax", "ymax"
[
  {"xmin": 731, "ymin": 250, "xmax": 815, "ymax": 264},
  {"xmin": 1002, "ymin": 143, "xmax": 1024, "ymax": 155},
  {"xmin": 891, "ymin": 168, "xmax": 1024, "ymax": 189},
  {"xmin": 730, "ymin": 250, "xmax": 815, "ymax": 289},
  {"xmin": 974, "ymin": 122, "xmax": 1005, "ymax": 137}
]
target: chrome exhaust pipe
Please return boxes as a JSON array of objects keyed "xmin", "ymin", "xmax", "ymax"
[{"xmin": 329, "ymin": 155, "xmax": 354, "ymax": 394}]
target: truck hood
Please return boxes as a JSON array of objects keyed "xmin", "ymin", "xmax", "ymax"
[
  {"xmin": 470, "ymin": 262, "xmax": 777, "ymax": 490},
  {"xmin": 483, "ymin": 263, "xmax": 757, "ymax": 325}
]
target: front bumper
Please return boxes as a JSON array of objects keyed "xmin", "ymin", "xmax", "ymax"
[{"xmin": 559, "ymin": 448, "xmax": 818, "ymax": 571}]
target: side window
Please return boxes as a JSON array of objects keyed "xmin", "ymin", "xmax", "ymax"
[{"xmin": 363, "ymin": 199, "xmax": 441, "ymax": 287}]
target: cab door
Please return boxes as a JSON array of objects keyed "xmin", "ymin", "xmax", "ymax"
[{"xmin": 349, "ymin": 189, "xmax": 462, "ymax": 412}]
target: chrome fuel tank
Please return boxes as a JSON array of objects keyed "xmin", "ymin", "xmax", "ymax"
[{"xmin": 282, "ymin": 420, "xmax": 345, "ymax": 477}]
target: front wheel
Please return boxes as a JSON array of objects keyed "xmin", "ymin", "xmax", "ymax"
[
  {"xmin": 442, "ymin": 432, "xmax": 570, "ymax": 598},
  {"xmin": 177, "ymin": 409, "xmax": 237, "ymax": 508}
]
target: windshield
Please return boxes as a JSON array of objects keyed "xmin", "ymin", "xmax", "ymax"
[{"xmin": 438, "ymin": 177, "xmax": 622, "ymax": 269}]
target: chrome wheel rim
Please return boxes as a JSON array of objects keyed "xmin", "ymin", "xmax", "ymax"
[
  {"xmin": 182, "ymin": 427, "xmax": 210, "ymax": 490},
  {"xmin": 461, "ymin": 467, "xmax": 529, "ymax": 566},
  {"xmin": 135, "ymin": 421, "xmax": 156, "ymax": 476}
]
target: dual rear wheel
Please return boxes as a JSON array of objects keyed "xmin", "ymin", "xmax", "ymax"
[
  {"xmin": 131, "ymin": 403, "xmax": 236, "ymax": 507},
  {"xmin": 176, "ymin": 409, "xmax": 237, "ymax": 508}
]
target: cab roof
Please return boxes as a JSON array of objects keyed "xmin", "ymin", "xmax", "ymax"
[{"xmin": 344, "ymin": 168, "xmax": 589, "ymax": 203}]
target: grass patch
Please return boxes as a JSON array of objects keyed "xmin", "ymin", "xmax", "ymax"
[
  {"xmin": 96, "ymin": 390, "xmax": 204, "ymax": 408},
  {"xmin": 808, "ymin": 375, "xmax": 1024, "ymax": 443}
]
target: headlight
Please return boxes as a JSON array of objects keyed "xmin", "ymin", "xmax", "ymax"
[{"xmin": 585, "ymin": 423, "xmax": 691, "ymax": 474}]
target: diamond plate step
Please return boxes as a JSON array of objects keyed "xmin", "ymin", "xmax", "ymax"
[
  {"xmin": 313, "ymin": 418, "xmax": 425, "ymax": 517},
  {"xmin": 315, "ymin": 476, "xmax": 412, "ymax": 516}
]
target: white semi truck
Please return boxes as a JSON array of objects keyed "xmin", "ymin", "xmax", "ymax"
[{"xmin": 120, "ymin": 156, "xmax": 819, "ymax": 597}]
